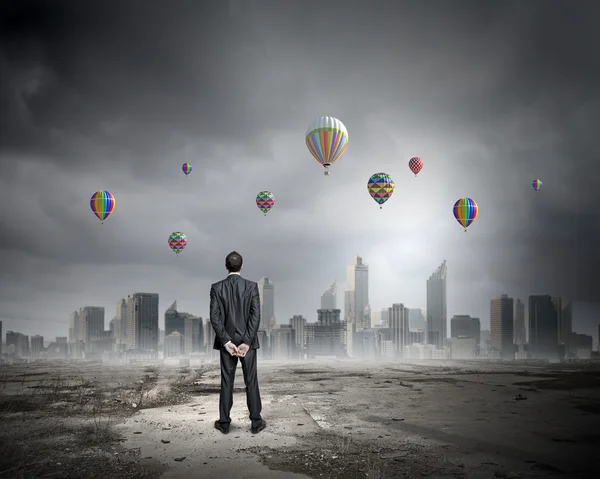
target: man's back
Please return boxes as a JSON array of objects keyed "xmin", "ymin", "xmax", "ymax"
[{"xmin": 210, "ymin": 274, "xmax": 261, "ymax": 350}]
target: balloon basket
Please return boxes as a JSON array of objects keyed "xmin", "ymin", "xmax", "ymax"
[{"xmin": 324, "ymin": 170, "xmax": 330, "ymax": 176}]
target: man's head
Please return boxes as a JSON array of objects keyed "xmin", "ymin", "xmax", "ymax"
[{"xmin": 225, "ymin": 251, "xmax": 243, "ymax": 273}]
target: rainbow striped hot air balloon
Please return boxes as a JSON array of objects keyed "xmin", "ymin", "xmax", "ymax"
[
  {"xmin": 305, "ymin": 116, "xmax": 348, "ymax": 176},
  {"xmin": 182, "ymin": 162, "xmax": 192, "ymax": 176},
  {"xmin": 90, "ymin": 190, "xmax": 116, "ymax": 224},
  {"xmin": 168, "ymin": 232, "xmax": 187, "ymax": 256},
  {"xmin": 367, "ymin": 172, "xmax": 395, "ymax": 209},
  {"xmin": 532, "ymin": 179, "xmax": 542, "ymax": 191},
  {"xmin": 256, "ymin": 191, "xmax": 275, "ymax": 216},
  {"xmin": 453, "ymin": 197, "xmax": 478, "ymax": 232}
]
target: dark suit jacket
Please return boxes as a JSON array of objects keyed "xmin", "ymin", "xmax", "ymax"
[{"xmin": 210, "ymin": 274, "xmax": 261, "ymax": 350}]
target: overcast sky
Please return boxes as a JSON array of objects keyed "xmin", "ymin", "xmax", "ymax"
[{"xmin": 1, "ymin": 0, "xmax": 599, "ymax": 341}]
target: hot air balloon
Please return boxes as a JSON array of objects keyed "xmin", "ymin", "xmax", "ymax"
[
  {"xmin": 408, "ymin": 157, "xmax": 423, "ymax": 176},
  {"xmin": 182, "ymin": 162, "xmax": 192, "ymax": 176},
  {"xmin": 532, "ymin": 179, "xmax": 542, "ymax": 191},
  {"xmin": 305, "ymin": 116, "xmax": 348, "ymax": 176},
  {"xmin": 256, "ymin": 191, "xmax": 275, "ymax": 216},
  {"xmin": 367, "ymin": 172, "xmax": 395, "ymax": 209},
  {"xmin": 453, "ymin": 198, "xmax": 478, "ymax": 232},
  {"xmin": 168, "ymin": 232, "xmax": 187, "ymax": 256},
  {"xmin": 90, "ymin": 190, "xmax": 115, "ymax": 224}
]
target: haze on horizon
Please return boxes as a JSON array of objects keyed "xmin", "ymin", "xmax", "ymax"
[{"xmin": 1, "ymin": 0, "xmax": 599, "ymax": 340}]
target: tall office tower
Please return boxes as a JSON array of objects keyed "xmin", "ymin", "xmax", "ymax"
[
  {"xmin": 257, "ymin": 277, "xmax": 275, "ymax": 331},
  {"xmin": 345, "ymin": 256, "xmax": 369, "ymax": 356},
  {"xmin": 270, "ymin": 324, "xmax": 295, "ymax": 360},
  {"xmin": 426, "ymin": 260, "xmax": 447, "ymax": 349},
  {"xmin": 115, "ymin": 298, "xmax": 127, "ymax": 344},
  {"xmin": 513, "ymin": 299, "xmax": 526, "ymax": 345},
  {"xmin": 6, "ymin": 331, "xmax": 30, "ymax": 357},
  {"xmin": 409, "ymin": 309, "xmax": 426, "ymax": 330},
  {"xmin": 79, "ymin": 306, "xmax": 105, "ymax": 346},
  {"xmin": 165, "ymin": 301, "xmax": 186, "ymax": 336},
  {"xmin": 551, "ymin": 297, "xmax": 563, "ymax": 344},
  {"xmin": 305, "ymin": 309, "xmax": 345, "ymax": 358},
  {"xmin": 388, "ymin": 303, "xmax": 410, "ymax": 357},
  {"xmin": 381, "ymin": 308, "xmax": 389, "ymax": 327},
  {"xmin": 69, "ymin": 311, "xmax": 79, "ymax": 343},
  {"xmin": 450, "ymin": 315, "xmax": 481, "ymax": 346},
  {"xmin": 490, "ymin": 295, "xmax": 514, "ymax": 359},
  {"xmin": 126, "ymin": 293, "xmax": 159, "ymax": 352},
  {"xmin": 31, "ymin": 335, "xmax": 44, "ymax": 359},
  {"xmin": 184, "ymin": 316, "xmax": 203, "ymax": 354},
  {"xmin": 529, "ymin": 295, "xmax": 560, "ymax": 359},
  {"xmin": 289, "ymin": 315, "xmax": 306, "ymax": 359},
  {"xmin": 321, "ymin": 281, "xmax": 337, "ymax": 309}
]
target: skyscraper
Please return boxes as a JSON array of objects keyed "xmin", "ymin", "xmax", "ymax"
[
  {"xmin": 289, "ymin": 315, "xmax": 306, "ymax": 359},
  {"xmin": 490, "ymin": 295, "xmax": 514, "ymax": 359},
  {"xmin": 513, "ymin": 299, "xmax": 526, "ymax": 345},
  {"xmin": 388, "ymin": 303, "xmax": 410, "ymax": 357},
  {"xmin": 184, "ymin": 316, "xmax": 204, "ymax": 354},
  {"xmin": 321, "ymin": 281, "xmax": 337, "ymax": 309},
  {"xmin": 115, "ymin": 298, "xmax": 127, "ymax": 344},
  {"xmin": 257, "ymin": 277, "xmax": 275, "ymax": 331},
  {"xmin": 126, "ymin": 293, "xmax": 159, "ymax": 352},
  {"xmin": 69, "ymin": 311, "xmax": 79, "ymax": 343},
  {"xmin": 79, "ymin": 306, "xmax": 105, "ymax": 347},
  {"xmin": 450, "ymin": 315, "xmax": 481, "ymax": 346},
  {"xmin": 31, "ymin": 335, "xmax": 44, "ymax": 359},
  {"xmin": 529, "ymin": 295, "xmax": 560, "ymax": 359},
  {"xmin": 409, "ymin": 309, "xmax": 425, "ymax": 330},
  {"xmin": 426, "ymin": 260, "xmax": 447, "ymax": 349},
  {"xmin": 270, "ymin": 324, "xmax": 295, "ymax": 360},
  {"xmin": 345, "ymin": 256, "xmax": 369, "ymax": 356}
]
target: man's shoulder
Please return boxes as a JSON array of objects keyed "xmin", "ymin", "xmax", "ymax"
[
  {"xmin": 211, "ymin": 279, "xmax": 225, "ymax": 289},
  {"xmin": 243, "ymin": 278, "xmax": 258, "ymax": 288}
]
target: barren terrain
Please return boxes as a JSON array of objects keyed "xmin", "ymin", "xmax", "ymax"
[{"xmin": 1, "ymin": 359, "xmax": 599, "ymax": 478}]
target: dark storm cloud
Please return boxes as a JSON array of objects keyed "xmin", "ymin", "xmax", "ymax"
[{"xmin": 1, "ymin": 0, "xmax": 599, "ymax": 339}]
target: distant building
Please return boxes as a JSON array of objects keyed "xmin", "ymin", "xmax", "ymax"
[
  {"xmin": 321, "ymin": 282, "xmax": 337, "ymax": 310},
  {"xmin": 480, "ymin": 329, "xmax": 490, "ymax": 350},
  {"xmin": 426, "ymin": 261, "xmax": 447, "ymax": 349},
  {"xmin": 30, "ymin": 335, "xmax": 44, "ymax": 359},
  {"xmin": 353, "ymin": 330, "xmax": 377, "ymax": 360},
  {"xmin": 564, "ymin": 301, "xmax": 600, "ymax": 352},
  {"xmin": 409, "ymin": 309, "xmax": 425, "ymax": 330},
  {"xmin": 450, "ymin": 315, "xmax": 481, "ymax": 348},
  {"xmin": 289, "ymin": 315, "xmax": 306, "ymax": 359},
  {"xmin": 513, "ymin": 299, "xmax": 526, "ymax": 345},
  {"xmin": 184, "ymin": 316, "xmax": 204, "ymax": 354},
  {"xmin": 450, "ymin": 337, "xmax": 477, "ymax": 359},
  {"xmin": 6, "ymin": 331, "xmax": 29, "ymax": 358},
  {"xmin": 270, "ymin": 324, "xmax": 295, "ymax": 360},
  {"xmin": 566, "ymin": 333, "xmax": 593, "ymax": 359},
  {"xmin": 69, "ymin": 311, "xmax": 79, "ymax": 343},
  {"xmin": 388, "ymin": 304, "xmax": 410, "ymax": 358},
  {"xmin": 79, "ymin": 306, "xmax": 105, "ymax": 350},
  {"xmin": 490, "ymin": 295, "xmax": 514, "ymax": 359},
  {"xmin": 126, "ymin": 293, "xmax": 159, "ymax": 353},
  {"xmin": 165, "ymin": 331, "xmax": 184, "ymax": 358},
  {"xmin": 256, "ymin": 329, "xmax": 269, "ymax": 360},
  {"xmin": 258, "ymin": 277, "xmax": 276, "ymax": 332},
  {"xmin": 204, "ymin": 321, "xmax": 217, "ymax": 360},
  {"xmin": 345, "ymin": 256, "xmax": 369, "ymax": 356},
  {"xmin": 47, "ymin": 337, "xmax": 68, "ymax": 359},
  {"xmin": 305, "ymin": 309, "xmax": 345, "ymax": 358},
  {"xmin": 529, "ymin": 295, "xmax": 560, "ymax": 360},
  {"xmin": 115, "ymin": 298, "xmax": 127, "ymax": 345},
  {"xmin": 408, "ymin": 329, "xmax": 424, "ymax": 344}
]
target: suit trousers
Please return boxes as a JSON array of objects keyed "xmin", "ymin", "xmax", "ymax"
[{"xmin": 218, "ymin": 332, "xmax": 262, "ymax": 427}]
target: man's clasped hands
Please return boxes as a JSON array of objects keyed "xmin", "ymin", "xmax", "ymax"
[{"xmin": 225, "ymin": 342, "xmax": 250, "ymax": 357}]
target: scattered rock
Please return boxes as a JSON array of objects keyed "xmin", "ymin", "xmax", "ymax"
[
  {"xmin": 514, "ymin": 394, "xmax": 527, "ymax": 400},
  {"xmin": 297, "ymin": 423, "xmax": 304, "ymax": 426},
  {"xmin": 392, "ymin": 418, "xmax": 404, "ymax": 421},
  {"xmin": 133, "ymin": 431, "xmax": 142, "ymax": 434},
  {"xmin": 174, "ymin": 456, "xmax": 186, "ymax": 462},
  {"xmin": 161, "ymin": 439, "xmax": 170, "ymax": 444}
]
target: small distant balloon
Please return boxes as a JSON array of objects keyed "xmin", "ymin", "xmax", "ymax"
[
  {"xmin": 453, "ymin": 197, "xmax": 478, "ymax": 232},
  {"xmin": 90, "ymin": 190, "xmax": 115, "ymax": 224},
  {"xmin": 367, "ymin": 172, "xmax": 395, "ymax": 209},
  {"xmin": 408, "ymin": 157, "xmax": 423, "ymax": 176},
  {"xmin": 305, "ymin": 116, "xmax": 349, "ymax": 176},
  {"xmin": 182, "ymin": 163, "xmax": 192, "ymax": 176},
  {"xmin": 168, "ymin": 232, "xmax": 187, "ymax": 255},
  {"xmin": 532, "ymin": 179, "xmax": 542, "ymax": 191},
  {"xmin": 256, "ymin": 191, "xmax": 275, "ymax": 216}
]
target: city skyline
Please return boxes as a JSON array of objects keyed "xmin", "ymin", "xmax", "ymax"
[{"xmin": 1, "ymin": 1, "xmax": 599, "ymax": 342}]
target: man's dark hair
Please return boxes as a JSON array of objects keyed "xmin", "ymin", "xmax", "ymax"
[{"xmin": 225, "ymin": 251, "xmax": 243, "ymax": 272}]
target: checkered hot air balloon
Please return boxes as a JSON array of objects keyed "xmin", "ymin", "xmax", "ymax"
[
  {"xmin": 168, "ymin": 232, "xmax": 187, "ymax": 256},
  {"xmin": 90, "ymin": 190, "xmax": 116, "ymax": 224},
  {"xmin": 182, "ymin": 162, "xmax": 192, "ymax": 176},
  {"xmin": 367, "ymin": 172, "xmax": 395, "ymax": 209},
  {"xmin": 305, "ymin": 116, "xmax": 348, "ymax": 176},
  {"xmin": 532, "ymin": 179, "xmax": 542, "ymax": 191},
  {"xmin": 453, "ymin": 198, "xmax": 478, "ymax": 232},
  {"xmin": 256, "ymin": 191, "xmax": 275, "ymax": 216},
  {"xmin": 408, "ymin": 157, "xmax": 423, "ymax": 176}
]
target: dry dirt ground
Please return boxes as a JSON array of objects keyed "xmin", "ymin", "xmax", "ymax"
[{"xmin": 1, "ymin": 360, "xmax": 600, "ymax": 478}]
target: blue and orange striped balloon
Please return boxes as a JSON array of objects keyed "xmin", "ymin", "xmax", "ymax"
[
  {"xmin": 182, "ymin": 162, "xmax": 192, "ymax": 176},
  {"xmin": 453, "ymin": 197, "xmax": 478, "ymax": 232},
  {"xmin": 90, "ymin": 190, "xmax": 116, "ymax": 223},
  {"xmin": 532, "ymin": 179, "xmax": 542, "ymax": 191}
]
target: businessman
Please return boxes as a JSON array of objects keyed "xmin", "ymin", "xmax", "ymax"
[{"xmin": 210, "ymin": 251, "xmax": 266, "ymax": 434}]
